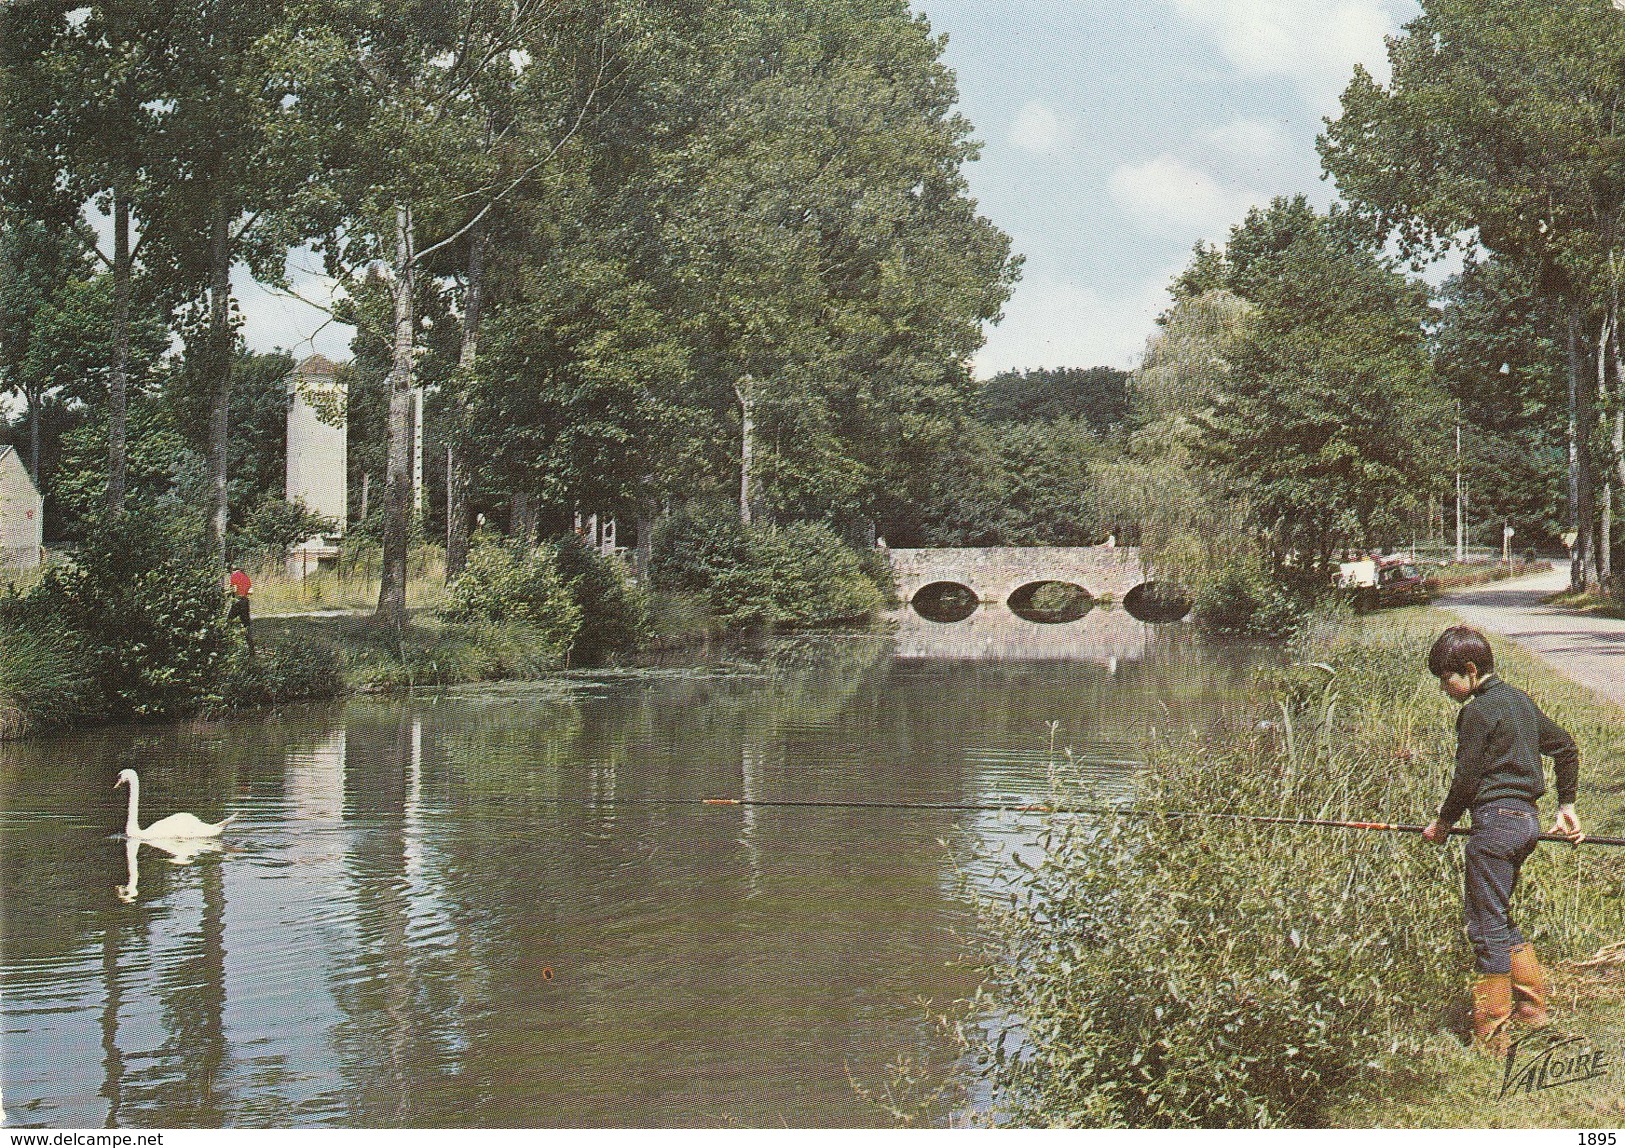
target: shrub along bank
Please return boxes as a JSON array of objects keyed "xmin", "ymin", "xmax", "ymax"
[
  {"xmin": 0, "ymin": 510, "xmax": 892, "ymax": 738},
  {"xmin": 980, "ymin": 607, "xmax": 1625, "ymax": 1128},
  {"xmin": 0, "ymin": 505, "xmax": 349, "ymax": 737},
  {"xmin": 650, "ymin": 505, "xmax": 888, "ymax": 631}
]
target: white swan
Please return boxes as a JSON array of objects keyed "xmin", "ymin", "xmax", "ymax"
[{"xmin": 115, "ymin": 768, "xmax": 236, "ymax": 840}]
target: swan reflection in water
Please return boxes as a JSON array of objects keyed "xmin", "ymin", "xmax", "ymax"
[{"xmin": 117, "ymin": 834, "xmax": 225, "ymax": 903}]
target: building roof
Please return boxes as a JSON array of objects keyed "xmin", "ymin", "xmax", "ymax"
[
  {"xmin": 0, "ymin": 444, "xmax": 41, "ymax": 497},
  {"xmin": 292, "ymin": 353, "xmax": 341, "ymax": 377}
]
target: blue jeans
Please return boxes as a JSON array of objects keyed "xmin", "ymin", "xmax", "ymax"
[{"xmin": 1464, "ymin": 801, "xmax": 1540, "ymax": 974}]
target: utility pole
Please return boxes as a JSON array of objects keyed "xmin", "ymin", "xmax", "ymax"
[
  {"xmin": 1462, "ymin": 403, "xmax": 1475, "ymax": 562},
  {"xmin": 412, "ymin": 386, "xmax": 425, "ymax": 519}
]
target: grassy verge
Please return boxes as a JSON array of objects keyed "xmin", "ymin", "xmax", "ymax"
[
  {"xmin": 979, "ymin": 604, "xmax": 1625, "ymax": 1128},
  {"xmin": 255, "ymin": 584, "xmax": 879, "ymax": 695},
  {"xmin": 0, "ymin": 563, "xmax": 44, "ymax": 597},
  {"xmin": 246, "ymin": 545, "xmax": 448, "ymax": 616},
  {"xmin": 1424, "ymin": 560, "xmax": 1544, "ymax": 594},
  {"xmin": 0, "ymin": 572, "xmax": 882, "ymax": 741},
  {"xmin": 1544, "ymin": 589, "xmax": 1625, "ymax": 622}
]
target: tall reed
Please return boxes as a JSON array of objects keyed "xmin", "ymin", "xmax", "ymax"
[{"xmin": 979, "ymin": 609, "xmax": 1625, "ymax": 1127}]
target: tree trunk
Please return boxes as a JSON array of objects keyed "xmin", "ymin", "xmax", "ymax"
[
  {"xmin": 1612, "ymin": 291, "xmax": 1625, "ymax": 595},
  {"xmin": 107, "ymin": 193, "xmax": 131, "ymax": 512},
  {"xmin": 204, "ymin": 199, "xmax": 234, "ymax": 572},
  {"xmin": 26, "ymin": 381, "xmax": 42, "ymax": 487},
  {"xmin": 509, "ymin": 492, "xmax": 535, "ymax": 545},
  {"xmin": 1567, "ymin": 310, "xmax": 1599, "ymax": 592},
  {"xmin": 376, "ymin": 204, "xmax": 415, "ymax": 627},
  {"xmin": 446, "ymin": 224, "xmax": 485, "ymax": 578},
  {"xmin": 636, "ymin": 505, "xmax": 654, "ymax": 583},
  {"xmin": 1616, "ymin": 380, "xmax": 1625, "ymax": 595},
  {"xmin": 735, "ymin": 374, "xmax": 754, "ymax": 526},
  {"xmin": 1599, "ymin": 313, "xmax": 1614, "ymax": 586}
]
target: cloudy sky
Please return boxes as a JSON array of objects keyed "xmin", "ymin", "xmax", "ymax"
[
  {"xmin": 914, "ymin": 0, "xmax": 1420, "ymax": 376},
  {"xmin": 236, "ymin": 0, "xmax": 1422, "ymax": 375}
]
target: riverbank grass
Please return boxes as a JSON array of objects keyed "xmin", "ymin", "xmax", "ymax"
[
  {"xmin": 246, "ymin": 545, "xmax": 448, "ymax": 616},
  {"xmin": 256, "ymin": 613, "xmax": 571, "ymax": 691},
  {"xmin": 983, "ymin": 605, "xmax": 1625, "ymax": 1127},
  {"xmin": 1544, "ymin": 589, "xmax": 1625, "ymax": 622}
]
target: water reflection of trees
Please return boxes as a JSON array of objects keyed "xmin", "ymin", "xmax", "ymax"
[
  {"xmin": 1, "ymin": 632, "xmax": 1280, "ymax": 1126},
  {"xmin": 317, "ymin": 635, "xmax": 975, "ymax": 1124}
]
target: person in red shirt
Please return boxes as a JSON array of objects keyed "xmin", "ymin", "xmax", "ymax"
[{"xmin": 229, "ymin": 566, "xmax": 254, "ymax": 655}]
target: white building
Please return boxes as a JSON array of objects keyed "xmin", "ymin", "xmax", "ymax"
[
  {"xmin": 285, "ymin": 355, "xmax": 347, "ymax": 577},
  {"xmin": 0, "ymin": 445, "xmax": 43, "ymax": 569}
]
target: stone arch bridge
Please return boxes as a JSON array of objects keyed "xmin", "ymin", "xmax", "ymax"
[{"xmin": 886, "ymin": 545, "xmax": 1149, "ymax": 605}]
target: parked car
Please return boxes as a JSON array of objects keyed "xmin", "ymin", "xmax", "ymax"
[{"xmin": 1333, "ymin": 554, "xmax": 1429, "ymax": 610}]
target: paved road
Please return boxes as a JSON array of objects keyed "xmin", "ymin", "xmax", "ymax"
[{"xmin": 1436, "ymin": 564, "xmax": 1625, "ymax": 710}]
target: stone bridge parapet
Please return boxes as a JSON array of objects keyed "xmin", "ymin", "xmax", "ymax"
[{"xmin": 885, "ymin": 545, "xmax": 1147, "ymax": 604}]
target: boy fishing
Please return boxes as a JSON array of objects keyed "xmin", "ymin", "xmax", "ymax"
[{"xmin": 1421, "ymin": 625, "xmax": 1582, "ymax": 1056}]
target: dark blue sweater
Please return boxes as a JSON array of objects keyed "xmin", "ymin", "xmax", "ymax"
[{"xmin": 1438, "ymin": 674, "xmax": 1580, "ymax": 828}]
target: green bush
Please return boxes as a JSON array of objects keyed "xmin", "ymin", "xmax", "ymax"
[
  {"xmin": 220, "ymin": 639, "xmax": 346, "ymax": 708},
  {"xmin": 753, "ymin": 522, "xmax": 885, "ymax": 627},
  {"xmin": 2, "ymin": 505, "xmax": 237, "ymax": 720},
  {"xmin": 440, "ymin": 535, "xmax": 580, "ymax": 666},
  {"xmin": 550, "ymin": 535, "xmax": 648, "ymax": 665},
  {"xmin": 341, "ymin": 616, "xmax": 572, "ymax": 690},
  {"xmin": 1193, "ymin": 561, "xmax": 1315, "ymax": 637},
  {"xmin": 229, "ymin": 495, "xmax": 336, "ymax": 564},
  {"xmin": 650, "ymin": 505, "xmax": 884, "ymax": 629},
  {"xmin": 649, "ymin": 504, "xmax": 755, "ymax": 597}
]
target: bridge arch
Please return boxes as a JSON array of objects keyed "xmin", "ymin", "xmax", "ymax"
[
  {"xmin": 911, "ymin": 580, "xmax": 979, "ymax": 623},
  {"xmin": 1006, "ymin": 580, "xmax": 1094, "ymax": 623},
  {"xmin": 1122, "ymin": 580, "xmax": 1191, "ymax": 623},
  {"xmin": 886, "ymin": 546, "xmax": 1145, "ymax": 607}
]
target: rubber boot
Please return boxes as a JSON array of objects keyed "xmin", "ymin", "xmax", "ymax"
[
  {"xmin": 1472, "ymin": 973, "xmax": 1513, "ymax": 1058},
  {"xmin": 1509, "ymin": 942, "xmax": 1549, "ymax": 1027}
]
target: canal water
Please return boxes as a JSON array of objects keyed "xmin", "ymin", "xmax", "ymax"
[{"xmin": 1, "ymin": 609, "xmax": 1274, "ymax": 1128}]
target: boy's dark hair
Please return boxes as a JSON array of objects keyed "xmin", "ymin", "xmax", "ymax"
[{"xmin": 1428, "ymin": 626, "xmax": 1495, "ymax": 678}]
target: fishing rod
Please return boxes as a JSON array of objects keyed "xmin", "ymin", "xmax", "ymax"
[{"xmin": 678, "ymin": 796, "xmax": 1625, "ymax": 847}]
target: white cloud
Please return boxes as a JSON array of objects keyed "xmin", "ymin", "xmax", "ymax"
[
  {"xmin": 1164, "ymin": 0, "xmax": 1403, "ymax": 113},
  {"xmin": 1007, "ymin": 99, "xmax": 1070, "ymax": 156},
  {"xmin": 1203, "ymin": 116, "xmax": 1290, "ymax": 159},
  {"xmin": 972, "ymin": 270, "xmax": 1178, "ymax": 376},
  {"xmin": 1108, "ymin": 154, "xmax": 1263, "ymax": 239}
]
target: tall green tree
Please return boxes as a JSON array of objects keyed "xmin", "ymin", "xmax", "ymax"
[
  {"xmin": 1193, "ymin": 199, "xmax": 1448, "ymax": 571},
  {"xmin": 0, "ymin": 5, "xmax": 85, "ymax": 487},
  {"xmin": 139, "ymin": 0, "xmax": 303, "ymax": 569},
  {"xmin": 16, "ymin": 1, "xmax": 179, "ymax": 511},
  {"xmin": 650, "ymin": 0, "xmax": 1017, "ymax": 530},
  {"xmin": 1432, "ymin": 255, "xmax": 1569, "ymax": 553},
  {"xmin": 269, "ymin": 0, "xmax": 653, "ymax": 624},
  {"xmin": 465, "ymin": 254, "xmax": 690, "ymax": 528},
  {"xmin": 976, "ymin": 366, "xmax": 1130, "ymax": 430},
  {"xmin": 0, "ymin": 214, "xmax": 95, "ymax": 484},
  {"xmin": 1320, "ymin": 0, "xmax": 1625, "ymax": 588},
  {"xmin": 1094, "ymin": 285, "xmax": 1254, "ymax": 583},
  {"xmin": 908, "ymin": 417, "xmax": 1103, "ymax": 547}
]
